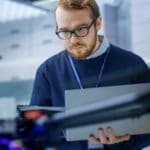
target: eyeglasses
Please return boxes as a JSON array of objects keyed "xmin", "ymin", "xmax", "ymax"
[{"xmin": 56, "ymin": 20, "xmax": 95, "ymax": 40}]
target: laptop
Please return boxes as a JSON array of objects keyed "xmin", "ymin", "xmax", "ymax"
[{"xmin": 65, "ymin": 83, "xmax": 150, "ymax": 141}]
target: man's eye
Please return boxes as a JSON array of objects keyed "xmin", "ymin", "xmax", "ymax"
[
  {"xmin": 61, "ymin": 31, "xmax": 70, "ymax": 34},
  {"xmin": 76, "ymin": 27, "xmax": 87, "ymax": 33},
  {"xmin": 58, "ymin": 31, "xmax": 70, "ymax": 36}
]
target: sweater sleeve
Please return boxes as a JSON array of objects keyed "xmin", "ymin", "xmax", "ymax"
[
  {"xmin": 130, "ymin": 55, "xmax": 150, "ymax": 83},
  {"xmin": 30, "ymin": 64, "xmax": 52, "ymax": 106}
]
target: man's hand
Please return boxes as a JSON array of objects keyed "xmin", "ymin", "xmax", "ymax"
[{"xmin": 89, "ymin": 127, "xmax": 130, "ymax": 145}]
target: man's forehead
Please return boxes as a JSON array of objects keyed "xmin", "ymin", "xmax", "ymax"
[
  {"xmin": 56, "ymin": 7, "xmax": 92, "ymax": 29},
  {"xmin": 56, "ymin": 7, "xmax": 92, "ymax": 21}
]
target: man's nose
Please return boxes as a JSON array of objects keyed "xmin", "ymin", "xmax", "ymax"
[{"xmin": 70, "ymin": 33, "xmax": 80, "ymax": 43}]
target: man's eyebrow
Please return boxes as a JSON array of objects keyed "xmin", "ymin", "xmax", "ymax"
[
  {"xmin": 75, "ymin": 23, "xmax": 90, "ymax": 29},
  {"xmin": 58, "ymin": 22, "xmax": 90, "ymax": 31},
  {"xmin": 58, "ymin": 27, "xmax": 68, "ymax": 31}
]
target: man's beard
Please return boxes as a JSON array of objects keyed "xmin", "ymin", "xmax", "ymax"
[{"xmin": 68, "ymin": 34, "xmax": 97, "ymax": 59}]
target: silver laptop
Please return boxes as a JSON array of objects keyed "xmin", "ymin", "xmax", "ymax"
[{"xmin": 65, "ymin": 83, "xmax": 150, "ymax": 141}]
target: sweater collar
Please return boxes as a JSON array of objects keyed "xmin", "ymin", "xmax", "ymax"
[{"xmin": 86, "ymin": 36, "xmax": 109, "ymax": 59}]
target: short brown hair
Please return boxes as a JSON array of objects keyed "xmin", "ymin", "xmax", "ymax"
[{"xmin": 55, "ymin": 0, "xmax": 100, "ymax": 21}]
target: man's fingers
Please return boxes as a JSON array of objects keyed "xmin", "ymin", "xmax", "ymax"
[
  {"xmin": 89, "ymin": 134, "xmax": 100, "ymax": 144},
  {"xmin": 98, "ymin": 128, "xmax": 108, "ymax": 144},
  {"xmin": 107, "ymin": 127, "xmax": 116, "ymax": 143},
  {"xmin": 117, "ymin": 134, "xmax": 130, "ymax": 143},
  {"xmin": 89, "ymin": 128, "xmax": 130, "ymax": 145}
]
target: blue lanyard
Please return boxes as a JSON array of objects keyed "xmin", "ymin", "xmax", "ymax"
[{"xmin": 68, "ymin": 46, "xmax": 111, "ymax": 89}]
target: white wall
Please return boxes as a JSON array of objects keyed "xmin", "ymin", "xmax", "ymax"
[
  {"xmin": 131, "ymin": 0, "xmax": 150, "ymax": 64},
  {"xmin": 0, "ymin": 1, "xmax": 63, "ymax": 81}
]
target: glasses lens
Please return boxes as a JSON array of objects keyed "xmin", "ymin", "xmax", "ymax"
[
  {"xmin": 56, "ymin": 20, "xmax": 95, "ymax": 39},
  {"xmin": 57, "ymin": 31, "xmax": 71, "ymax": 40},
  {"xmin": 75, "ymin": 27, "xmax": 88, "ymax": 37}
]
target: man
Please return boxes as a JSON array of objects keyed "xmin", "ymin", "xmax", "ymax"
[{"xmin": 30, "ymin": 0, "xmax": 150, "ymax": 149}]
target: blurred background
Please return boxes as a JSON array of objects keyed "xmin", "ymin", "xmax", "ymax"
[{"xmin": 0, "ymin": 0, "xmax": 150, "ymax": 105}]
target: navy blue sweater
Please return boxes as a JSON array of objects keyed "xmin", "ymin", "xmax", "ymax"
[{"xmin": 31, "ymin": 44, "xmax": 150, "ymax": 150}]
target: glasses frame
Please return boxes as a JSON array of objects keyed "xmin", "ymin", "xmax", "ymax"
[{"xmin": 56, "ymin": 20, "xmax": 95, "ymax": 40}]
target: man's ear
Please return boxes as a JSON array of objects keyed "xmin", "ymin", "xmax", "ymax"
[{"xmin": 95, "ymin": 16, "xmax": 102, "ymax": 31}]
